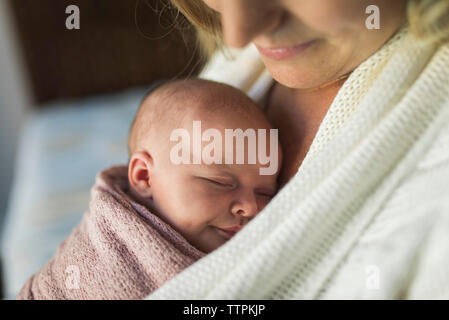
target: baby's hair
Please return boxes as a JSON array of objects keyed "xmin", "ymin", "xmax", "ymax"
[
  {"xmin": 127, "ymin": 78, "xmax": 269, "ymax": 163},
  {"xmin": 128, "ymin": 79, "xmax": 186, "ymax": 162},
  {"xmin": 128, "ymin": 80, "xmax": 168, "ymax": 157},
  {"xmin": 139, "ymin": 79, "xmax": 169, "ymax": 106}
]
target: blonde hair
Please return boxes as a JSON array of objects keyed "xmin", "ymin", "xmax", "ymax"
[
  {"xmin": 170, "ymin": 0, "xmax": 223, "ymax": 59},
  {"xmin": 170, "ymin": 0, "xmax": 449, "ymax": 59},
  {"xmin": 408, "ymin": 0, "xmax": 449, "ymax": 44}
]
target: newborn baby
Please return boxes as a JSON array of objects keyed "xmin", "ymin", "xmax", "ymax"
[
  {"xmin": 17, "ymin": 78, "xmax": 281, "ymax": 300},
  {"xmin": 128, "ymin": 78, "xmax": 282, "ymax": 253}
]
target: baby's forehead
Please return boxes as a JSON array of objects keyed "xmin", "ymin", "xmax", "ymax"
[{"xmin": 179, "ymin": 93, "xmax": 269, "ymax": 129}]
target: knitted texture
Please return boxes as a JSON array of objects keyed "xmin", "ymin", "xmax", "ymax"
[
  {"xmin": 147, "ymin": 26, "xmax": 449, "ymax": 299},
  {"xmin": 17, "ymin": 166, "xmax": 205, "ymax": 299}
]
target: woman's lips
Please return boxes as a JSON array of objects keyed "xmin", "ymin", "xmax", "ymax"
[
  {"xmin": 215, "ymin": 226, "xmax": 242, "ymax": 239},
  {"xmin": 255, "ymin": 40, "xmax": 316, "ymax": 61}
]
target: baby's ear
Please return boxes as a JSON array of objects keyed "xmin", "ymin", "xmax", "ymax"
[{"xmin": 128, "ymin": 151, "xmax": 154, "ymax": 198}]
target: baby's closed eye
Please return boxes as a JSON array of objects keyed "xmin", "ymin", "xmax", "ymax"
[{"xmin": 196, "ymin": 176, "xmax": 236, "ymax": 189}]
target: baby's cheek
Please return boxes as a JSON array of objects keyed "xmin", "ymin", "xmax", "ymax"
[
  {"xmin": 177, "ymin": 197, "xmax": 220, "ymax": 228},
  {"xmin": 257, "ymin": 197, "xmax": 270, "ymax": 213}
]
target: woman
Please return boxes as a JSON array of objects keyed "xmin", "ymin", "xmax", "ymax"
[{"xmin": 147, "ymin": 0, "xmax": 449, "ymax": 299}]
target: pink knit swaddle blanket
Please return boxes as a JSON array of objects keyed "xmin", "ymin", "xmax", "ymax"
[{"xmin": 17, "ymin": 165, "xmax": 206, "ymax": 299}]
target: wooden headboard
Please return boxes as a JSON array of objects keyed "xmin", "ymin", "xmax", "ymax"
[{"xmin": 8, "ymin": 0, "xmax": 203, "ymax": 107}]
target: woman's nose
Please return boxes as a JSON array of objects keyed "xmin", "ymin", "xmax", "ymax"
[
  {"xmin": 218, "ymin": 0, "xmax": 283, "ymax": 48},
  {"xmin": 231, "ymin": 192, "xmax": 258, "ymax": 218}
]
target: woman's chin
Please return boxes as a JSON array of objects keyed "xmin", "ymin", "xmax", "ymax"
[
  {"xmin": 264, "ymin": 56, "xmax": 350, "ymax": 90},
  {"xmin": 260, "ymin": 41, "xmax": 351, "ymax": 90},
  {"xmin": 267, "ymin": 66, "xmax": 330, "ymax": 90}
]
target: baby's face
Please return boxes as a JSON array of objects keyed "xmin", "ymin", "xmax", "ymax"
[
  {"xmin": 149, "ymin": 114, "xmax": 281, "ymax": 253},
  {"xmin": 154, "ymin": 160, "xmax": 279, "ymax": 253},
  {"xmin": 129, "ymin": 81, "xmax": 281, "ymax": 253}
]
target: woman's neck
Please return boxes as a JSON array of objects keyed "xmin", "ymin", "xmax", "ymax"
[
  {"xmin": 267, "ymin": 77, "xmax": 346, "ymax": 129},
  {"xmin": 265, "ymin": 78, "xmax": 347, "ymax": 186}
]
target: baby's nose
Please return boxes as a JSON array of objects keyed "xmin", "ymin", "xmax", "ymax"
[{"xmin": 231, "ymin": 192, "xmax": 258, "ymax": 218}]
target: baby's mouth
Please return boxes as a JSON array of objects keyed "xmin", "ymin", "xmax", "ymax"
[{"xmin": 214, "ymin": 226, "xmax": 242, "ymax": 239}]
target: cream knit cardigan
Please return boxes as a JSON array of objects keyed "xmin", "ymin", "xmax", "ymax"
[{"xmin": 147, "ymin": 26, "xmax": 449, "ymax": 299}]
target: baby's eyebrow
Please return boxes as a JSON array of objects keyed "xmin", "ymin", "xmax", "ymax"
[{"xmin": 211, "ymin": 163, "xmax": 232, "ymax": 169}]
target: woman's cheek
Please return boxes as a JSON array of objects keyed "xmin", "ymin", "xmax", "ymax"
[
  {"xmin": 286, "ymin": 0, "xmax": 364, "ymax": 34},
  {"xmin": 201, "ymin": 0, "xmax": 221, "ymax": 12}
]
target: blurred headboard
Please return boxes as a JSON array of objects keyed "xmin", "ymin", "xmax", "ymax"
[{"xmin": 7, "ymin": 0, "xmax": 203, "ymax": 107}]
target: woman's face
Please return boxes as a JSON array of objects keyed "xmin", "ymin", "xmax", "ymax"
[{"xmin": 201, "ymin": 0, "xmax": 407, "ymax": 88}]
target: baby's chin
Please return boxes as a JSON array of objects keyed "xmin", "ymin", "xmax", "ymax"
[{"xmin": 192, "ymin": 226, "xmax": 233, "ymax": 253}]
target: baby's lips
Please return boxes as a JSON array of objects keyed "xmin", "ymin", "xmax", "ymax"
[
  {"xmin": 215, "ymin": 225, "xmax": 243, "ymax": 239},
  {"xmin": 219, "ymin": 225, "xmax": 243, "ymax": 233}
]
